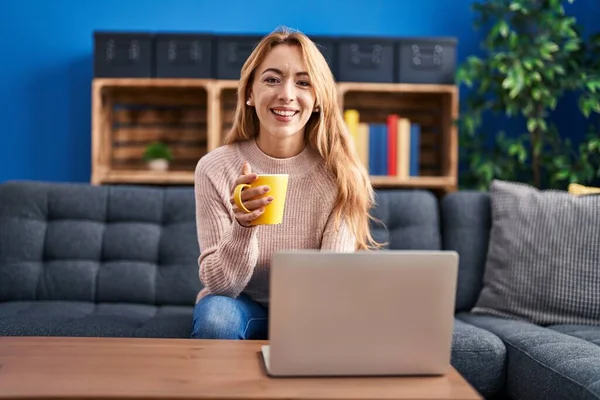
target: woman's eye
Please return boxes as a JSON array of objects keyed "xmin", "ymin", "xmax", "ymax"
[
  {"xmin": 265, "ymin": 77, "xmax": 279, "ymax": 84},
  {"xmin": 298, "ymin": 81, "xmax": 311, "ymax": 87}
]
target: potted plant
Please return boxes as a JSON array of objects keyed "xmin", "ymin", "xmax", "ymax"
[
  {"xmin": 456, "ymin": 0, "xmax": 600, "ymax": 190},
  {"xmin": 143, "ymin": 141, "xmax": 173, "ymax": 171}
]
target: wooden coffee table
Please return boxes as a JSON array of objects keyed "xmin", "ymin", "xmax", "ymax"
[{"xmin": 0, "ymin": 337, "xmax": 481, "ymax": 399}]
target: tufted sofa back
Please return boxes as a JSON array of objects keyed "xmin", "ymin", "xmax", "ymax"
[
  {"xmin": 370, "ymin": 190, "xmax": 441, "ymax": 251},
  {"xmin": 0, "ymin": 181, "xmax": 445, "ymax": 307},
  {"xmin": 0, "ymin": 181, "xmax": 201, "ymax": 305}
]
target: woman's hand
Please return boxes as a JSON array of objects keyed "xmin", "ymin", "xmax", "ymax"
[{"xmin": 230, "ymin": 162, "xmax": 273, "ymax": 227}]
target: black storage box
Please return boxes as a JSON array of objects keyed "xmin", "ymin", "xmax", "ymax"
[
  {"xmin": 396, "ymin": 37, "xmax": 457, "ymax": 84},
  {"xmin": 337, "ymin": 37, "xmax": 395, "ymax": 83},
  {"xmin": 309, "ymin": 36, "xmax": 338, "ymax": 79},
  {"xmin": 214, "ymin": 35, "xmax": 263, "ymax": 80},
  {"xmin": 154, "ymin": 33, "xmax": 213, "ymax": 78},
  {"xmin": 94, "ymin": 32, "xmax": 154, "ymax": 78}
]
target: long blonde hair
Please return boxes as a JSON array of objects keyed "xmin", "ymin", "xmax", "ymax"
[{"xmin": 223, "ymin": 27, "xmax": 383, "ymax": 250}]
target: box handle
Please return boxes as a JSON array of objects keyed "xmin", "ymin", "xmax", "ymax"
[
  {"xmin": 226, "ymin": 43, "xmax": 255, "ymax": 65},
  {"xmin": 410, "ymin": 43, "xmax": 444, "ymax": 70},
  {"xmin": 105, "ymin": 39, "xmax": 141, "ymax": 65},
  {"xmin": 349, "ymin": 44, "xmax": 383, "ymax": 68},
  {"xmin": 167, "ymin": 40, "xmax": 204, "ymax": 64}
]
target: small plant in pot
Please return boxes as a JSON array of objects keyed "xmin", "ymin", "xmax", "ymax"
[{"xmin": 143, "ymin": 141, "xmax": 173, "ymax": 171}]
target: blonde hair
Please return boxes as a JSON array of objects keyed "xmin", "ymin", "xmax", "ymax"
[{"xmin": 223, "ymin": 27, "xmax": 383, "ymax": 250}]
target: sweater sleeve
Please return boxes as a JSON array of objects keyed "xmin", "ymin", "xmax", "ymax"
[
  {"xmin": 194, "ymin": 161, "xmax": 259, "ymax": 298},
  {"xmin": 320, "ymin": 210, "xmax": 357, "ymax": 252}
]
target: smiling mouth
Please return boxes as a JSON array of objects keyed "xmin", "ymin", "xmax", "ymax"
[{"xmin": 270, "ymin": 109, "xmax": 299, "ymax": 117}]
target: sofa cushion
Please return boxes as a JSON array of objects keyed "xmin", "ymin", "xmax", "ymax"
[
  {"xmin": 0, "ymin": 181, "xmax": 201, "ymax": 306},
  {"xmin": 548, "ymin": 325, "xmax": 600, "ymax": 346},
  {"xmin": 459, "ymin": 312, "xmax": 600, "ymax": 400},
  {"xmin": 371, "ymin": 190, "xmax": 441, "ymax": 250},
  {"xmin": 0, "ymin": 300, "xmax": 193, "ymax": 338},
  {"xmin": 472, "ymin": 180, "xmax": 600, "ymax": 326},
  {"xmin": 451, "ymin": 318, "xmax": 506, "ymax": 398},
  {"xmin": 440, "ymin": 191, "xmax": 491, "ymax": 312}
]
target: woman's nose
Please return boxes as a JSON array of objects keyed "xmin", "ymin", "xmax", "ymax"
[{"xmin": 277, "ymin": 80, "xmax": 295, "ymax": 102}]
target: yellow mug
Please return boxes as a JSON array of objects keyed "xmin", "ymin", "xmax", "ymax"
[{"xmin": 233, "ymin": 174, "xmax": 289, "ymax": 225}]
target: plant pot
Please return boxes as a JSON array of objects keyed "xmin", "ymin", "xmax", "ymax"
[{"xmin": 147, "ymin": 159, "xmax": 169, "ymax": 171}]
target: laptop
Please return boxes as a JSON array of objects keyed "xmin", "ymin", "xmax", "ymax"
[{"xmin": 261, "ymin": 250, "xmax": 459, "ymax": 377}]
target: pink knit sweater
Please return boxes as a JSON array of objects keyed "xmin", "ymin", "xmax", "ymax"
[{"xmin": 194, "ymin": 138, "xmax": 356, "ymax": 306}]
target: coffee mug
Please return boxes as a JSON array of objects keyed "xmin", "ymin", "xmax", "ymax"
[{"xmin": 233, "ymin": 174, "xmax": 289, "ymax": 225}]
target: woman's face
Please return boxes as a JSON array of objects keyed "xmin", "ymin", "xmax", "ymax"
[{"xmin": 248, "ymin": 44, "xmax": 317, "ymax": 143}]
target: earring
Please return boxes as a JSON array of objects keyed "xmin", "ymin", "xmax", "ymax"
[
  {"xmin": 314, "ymin": 106, "xmax": 320, "ymax": 112},
  {"xmin": 246, "ymin": 100, "xmax": 251, "ymax": 106}
]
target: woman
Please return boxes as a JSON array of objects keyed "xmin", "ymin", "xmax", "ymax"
[{"xmin": 192, "ymin": 27, "xmax": 381, "ymax": 340}]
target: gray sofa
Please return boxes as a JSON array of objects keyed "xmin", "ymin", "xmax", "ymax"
[{"xmin": 0, "ymin": 180, "xmax": 598, "ymax": 400}]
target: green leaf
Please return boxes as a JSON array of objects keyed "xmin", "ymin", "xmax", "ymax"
[
  {"xmin": 553, "ymin": 156, "xmax": 569, "ymax": 169},
  {"xmin": 569, "ymin": 174, "xmax": 579, "ymax": 184},
  {"xmin": 464, "ymin": 116, "xmax": 476, "ymax": 136},
  {"xmin": 564, "ymin": 40, "xmax": 579, "ymax": 52},
  {"xmin": 508, "ymin": 143, "xmax": 520, "ymax": 156},
  {"xmin": 509, "ymin": 32, "xmax": 519, "ymax": 48},
  {"xmin": 518, "ymin": 148, "xmax": 527, "ymax": 163},
  {"xmin": 499, "ymin": 20, "xmax": 509, "ymax": 38},
  {"xmin": 476, "ymin": 162, "xmax": 495, "ymax": 183},
  {"xmin": 586, "ymin": 79, "xmax": 600, "ymax": 93},
  {"xmin": 544, "ymin": 41, "xmax": 559, "ymax": 53},
  {"xmin": 538, "ymin": 118, "xmax": 548, "ymax": 132},
  {"xmin": 509, "ymin": 87, "xmax": 521, "ymax": 99},
  {"xmin": 509, "ymin": 3, "xmax": 522, "ymax": 12},
  {"xmin": 554, "ymin": 170, "xmax": 570, "ymax": 180}
]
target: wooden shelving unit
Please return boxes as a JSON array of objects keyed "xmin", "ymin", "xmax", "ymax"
[{"xmin": 91, "ymin": 78, "xmax": 458, "ymax": 193}]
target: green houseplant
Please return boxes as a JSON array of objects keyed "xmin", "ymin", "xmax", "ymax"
[
  {"xmin": 143, "ymin": 141, "xmax": 173, "ymax": 171},
  {"xmin": 456, "ymin": 0, "xmax": 600, "ymax": 190}
]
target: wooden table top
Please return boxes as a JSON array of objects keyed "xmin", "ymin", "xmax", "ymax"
[{"xmin": 0, "ymin": 336, "xmax": 481, "ymax": 400}]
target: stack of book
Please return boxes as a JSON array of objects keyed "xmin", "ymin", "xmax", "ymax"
[{"xmin": 344, "ymin": 109, "xmax": 421, "ymax": 177}]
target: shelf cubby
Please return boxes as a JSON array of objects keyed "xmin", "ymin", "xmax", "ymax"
[
  {"xmin": 339, "ymin": 82, "xmax": 458, "ymax": 192},
  {"xmin": 92, "ymin": 79, "xmax": 210, "ymax": 184}
]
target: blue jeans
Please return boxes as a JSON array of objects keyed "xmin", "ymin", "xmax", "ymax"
[{"xmin": 191, "ymin": 293, "xmax": 268, "ymax": 340}]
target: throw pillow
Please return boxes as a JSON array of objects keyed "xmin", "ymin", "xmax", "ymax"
[
  {"xmin": 569, "ymin": 183, "xmax": 600, "ymax": 196},
  {"xmin": 472, "ymin": 180, "xmax": 600, "ymax": 326}
]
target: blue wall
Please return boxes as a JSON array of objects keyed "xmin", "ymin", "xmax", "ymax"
[{"xmin": 0, "ymin": 0, "xmax": 595, "ymax": 183}]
